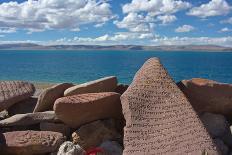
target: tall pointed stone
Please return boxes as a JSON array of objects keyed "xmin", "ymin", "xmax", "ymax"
[{"xmin": 121, "ymin": 58, "xmax": 218, "ymax": 155}]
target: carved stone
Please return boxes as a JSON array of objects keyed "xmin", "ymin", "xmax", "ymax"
[
  {"xmin": 0, "ymin": 130, "xmax": 65, "ymax": 154},
  {"xmin": 64, "ymin": 76, "xmax": 117, "ymax": 96},
  {"xmin": 121, "ymin": 58, "xmax": 218, "ymax": 154},
  {"xmin": 54, "ymin": 92, "xmax": 122, "ymax": 128},
  {"xmin": 0, "ymin": 81, "xmax": 35, "ymax": 111}
]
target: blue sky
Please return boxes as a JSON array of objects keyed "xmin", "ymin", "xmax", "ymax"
[{"xmin": 0, "ymin": 0, "xmax": 232, "ymax": 46}]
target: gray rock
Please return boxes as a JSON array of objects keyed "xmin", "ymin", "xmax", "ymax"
[
  {"xmin": 0, "ymin": 110, "xmax": 8, "ymax": 120},
  {"xmin": 33, "ymin": 83, "xmax": 74, "ymax": 112},
  {"xmin": 214, "ymin": 138, "xmax": 229, "ymax": 155},
  {"xmin": 57, "ymin": 141, "xmax": 85, "ymax": 155},
  {"xmin": 40, "ymin": 122, "xmax": 70, "ymax": 137},
  {"xmin": 200, "ymin": 112, "xmax": 229, "ymax": 138},
  {"xmin": 0, "ymin": 111, "xmax": 60, "ymax": 127},
  {"xmin": 100, "ymin": 141, "xmax": 123, "ymax": 155}
]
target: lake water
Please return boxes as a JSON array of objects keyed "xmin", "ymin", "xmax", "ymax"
[{"xmin": 0, "ymin": 50, "xmax": 232, "ymax": 84}]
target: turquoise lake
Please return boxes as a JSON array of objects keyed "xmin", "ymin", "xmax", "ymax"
[{"xmin": 0, "ymin": 50, "xmax": 232, "ymax": 84}]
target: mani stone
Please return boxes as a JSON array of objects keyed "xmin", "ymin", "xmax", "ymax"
[
  {"xmin": 121, "ymin": 58, "xmax": 218, "ymax": 155},
  {"xmin": 54, "ymin": 92, "xmax": 122, "ymax": 128},
  {"xmin": 0, "ymin": 111, "xmax": 59, "ymax": 127},
  {"xmin": 33, "ymin": 83, "xmax": 74, "ymax": 113},
  {"xmin": 0, "ymin": 81, "xmax": 35, "ymax": 111},
  {"xmin": 72, "ymin": 120, "xmax": 121, "ymax": 150},
  {"xmin": 0, "ymin": 130, "xmax": 65, "ymax": 155},
  {"xmin": 177, "ymin": 78, "xmax": 232, "ymax": 119},
  {"xmin": 64, "ymin": 76, "xmax": 117, "ymax": 96},
  {"xmin": 8, "ymin": 97, "xmax": 37, "ymax": 116}
]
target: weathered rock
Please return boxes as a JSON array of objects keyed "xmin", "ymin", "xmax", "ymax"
[
  {"xmin": 40, "ymin": 122, "xmax": 70, "ymax": 137},
  {"xmin": 57, "ymin": 141, "xmax": 85, "ymax": 155},
  {"xmin": 121, "ymin": 58, "xmax": 218, "ymax": 154},
  {"xmin": 64, "ymin": 76, "xmax": 117, "ymax": 96},
  {"xmin": 0, "ymin": 130, "xmax": 65, "ymax": 155},
  {"xmin": 54, "ymin": 92, "xmax": 122, "ymax": 128},
  {"xmin": 214, "ymin": 139, "xmax": 229, "ymax": 155},
  {"xmin": 115, "ymin": 84, "xmax": 129, "ymax": 95},
  {"xmin": 100, "ymin": 141, "xmax": 123, "ymax": 155},
  {"xmin": 200, "ymin": 113, "xmax": 230, "ymax": 138},
  {"xmin": 8, "ymin": 97, "xmax": 37, "ymax": 116},
  {"xmin": 0, "ymin": 110, "xmax": 8, "ymax": 121},
  {"xmin": 33, "ymin": 83, "xmax": 74, "ymax": 113},
  {"xmin": 72, "ymin": 120, "xmax": 121, "ymax": 150},
  {"xmin": 0, "ymin": 111, "xmax": 60, "ymax": 127},
  {"xmin": 0, "ymin": 81, "xmax": 35, "ymax": 111},
  {"xmin": 177, "ymin": 78, "xmax": 232, "ymax": 118}
]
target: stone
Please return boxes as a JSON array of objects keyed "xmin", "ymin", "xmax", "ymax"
[
  {"xmin": 0, "ymin": 110, "xmax": 8, "ymax": 121},
  {"xmin": 72, "ymin": 120, "xmax": 121, "ymax": 150},
  {"xmin": 40, "ymin": 122, "xmax": 70, "ymax": 137},
  {"xmin": 8, "ymin": 97, "xmax": 37, "ymax": 116},
  {"xmin": 54, "ymin": 92, "xmax": 123, "ymax": 128},
  {"xmin": 200, "ymin": 112, "xmax": 230, "ymax": 138},
  {"xmin": 0, "ymin": 81, "xmax": 35, "ymax": 111},
  {"xmin": 177, "ymin": 78, "xmax": 232, "ymax": 118},
  {"xmin": 115, "ymin": 84, "xmax": 129, "ymax": 95},
  {"xmin": 64, "ymin": 76, "xmax": 117, "ymax": 96},
  {"xmin": 121, "ymin": 58, "xmax": 218, "ymax": 154},
  {"xmin": 214, "ymin": 139, "xmax": 229, "ymax": 155},
  {"xmin": 33, "ymin": 83, "xmax": 74, "ymax": 112},
  {"xmin": 0, "ymin": 111, "xmax": 60, "ymax": 127},
  {"xmin": 0, "ymin": 130, "xmax": 65, "ymax": 154},
  {"xmin": 100, "ymin": 141, "xmax": 123, "ymax": 155},
  {"xmin": 57, "ymin": 141, "xmax": 86, "ymax": 155}
]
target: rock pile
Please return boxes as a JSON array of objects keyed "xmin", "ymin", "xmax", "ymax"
[{"xmin": 0, "ymin": 58, "xmax": 232, "ymax": 155}]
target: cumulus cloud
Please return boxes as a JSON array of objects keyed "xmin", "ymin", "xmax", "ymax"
[
  {"xmin": 0, "ymin": 0, "xmax": 114, "ymax": 33},
  {"xmin": 220, "ymin": 17, "xmax": 232, "ymax": 24},
  {"xmin": 219, "ymin": 27, "xmax": 232, "ymax": 32},
  {"xmin": 187, "ymin": 0, "xmax": 231, "ymax": 18},
  {"xmin": 175, "ymin": 25, "xmax": 195, "ymax": 33},
  {"xmin": 157, "ymin": 15, "xmax": 177, "ymax": 24}
]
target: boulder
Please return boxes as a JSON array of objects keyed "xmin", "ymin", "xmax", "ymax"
[
  {"xmin": 100, "ymin": 141, "xmax": 123, "ymax": 155},
  {"xmin": 57, "ymin": 141, "xmax": 85, "ymax": 155},
  {"xmin": 54, "ymin": 92, "xmax": 122, "ymax": 128},
  {"xmin": 115, "ymin": 84, "xmax": 129, "ymax": 95},
  {"xmin": 121, "ymin": 58, "xmax": 218, "ymax": 154},
  {"xmin": 8, "ymin": 97, "xmax": 37, "ymax": 116},
  {"xmin": 0, "ymin": 81, "xmax": 35, "ymax": 111},
  {"xmin": 33, "ymin": 83, "xmax": 74, "ymax": 112},
  {"xmin": 40, "ymin": 122, "xmax": 70, "ymax": 137},
  {"xmin": 72, "ymin": 120, "xmax": 121, "ymax": 150},
  {"xmin": 200, "ymin": 112, "xmax": 230, "ymax": 138},
  {"xmin": 0, "ymin": 111, "xmax": 60, "ymax": 127},
  {"xmin": 0, "ymin": 130, "xmax": 65, "ymax": 155},
  {"xmin": 177, "ymin": 78, "xmax": 232, "ymax": 119},
  {"xmin": 214, "ymin": 139, "xmax": 229, "ymax": 155},
  {"xmin": 64, "ymin": 76, "xmax": 117, "ymax": 96}
]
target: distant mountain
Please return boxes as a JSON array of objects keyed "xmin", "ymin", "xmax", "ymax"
[{"xmin": 0, "ymin": 43, "xmax": 232, "ymax": 52}]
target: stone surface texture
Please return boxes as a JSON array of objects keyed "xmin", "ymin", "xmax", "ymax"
[
  {"xmin": 121, "ymin": 58, "xmax": 218, "ymax": 155},
  {"xmin": 54, "ymin": 92, "xmax": 122, "ymax": 128},
  {"xmin": 64, "ymin": 76, "xmax": 117, "ymax": 96},
  {"xmin": 57, "ymin": 141, "xmax": 86, "ymax": 155},
  {"xmin": 40, "ymin": 122, "xmax": 70, "ymax": 136},
  {"xmin": 0, "ymin": 81, "xmax": 35, "ymax": 111}
]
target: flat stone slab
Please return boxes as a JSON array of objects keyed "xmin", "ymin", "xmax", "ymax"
[
  {"xmin": 0, "ymin": 111, "xmax": 60, "ymax": 127},
  {"xmin": 54, "ymin": 92, "xmax": 122, "ymax": 128},
  {"xmin": 33, "ymin": 83, "xmax": 74, "ymax": 112},
  {"xmin": 0, "ymin": 130, "xmax": 65, "ymax": 154},
  {"xmin": 0, "ymin": 81, "xmax": 35, "ymax": 111},
  {"xmin": 64, "ymin": 76, "xmax": 117, "ymax": 96},
  {"xmin": 121, "ymin": 58, "xmax": 218, "ymax": 154}
]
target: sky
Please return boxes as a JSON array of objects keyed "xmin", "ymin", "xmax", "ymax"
[{"xmin": 0, "ymin": 0, "xmax": 232, "ymax": 46}]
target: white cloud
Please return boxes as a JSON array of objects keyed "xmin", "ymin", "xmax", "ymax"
[
  {"xmin": 0, "ymin": 27, "xmax": 16, "ymax": 33},
  {"xmin": 219, "ymin": 27, "xmax": 232, "ymax": 32},
  {"xmin": 157, "ymin": 15, "xmax": 177, "ymax": 24},
  {"xmin": 175, "ymin": 25, "xmax": 195, "ymax": 32},
  {"xmin": 122, "ymin": 0, "xmax": 191, "ymax": 15},
  {"xmin": 187, "ymin": 0, "xmax": 231, "ymax": 18},
  {"xmin": 220, "ymin": 17, "xmax": 232, "ymax": 24},
  {"xmin": 0, "ymin": 0, "xmax": 114, "ymax": 33}
]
